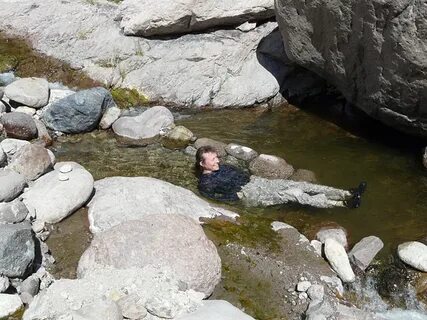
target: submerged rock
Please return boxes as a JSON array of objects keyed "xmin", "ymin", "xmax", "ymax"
[
  {"xmin": 88, "ymin": 176, "xmax": 237, "ymax": 233},
  {"xmin": 162, "ymin": 125, "xmax": 193, "ymax": 149},
  {"xmin": 289, "ymin": 169, "xmax": 317, "ymax": 183},
  {"xmin": 78, "ymin": 215, "xmax": 221, "ymax": 297},
  {"xmin": 4, "ymin": 77, "xmax": 49, "ymax": 109},
  {"xmin": 225, "ymin": 143, "xmax": 258, "ymax": 162},
  {"xmin": 0, "ymin": 112, "xmax": 38, "ymax": 140},
  {"xmin": 118, "ymin": 0, "xmax": 274, "ymax": 36},
  {"xmin": 249, "ymin": 154, "xmax": 294, "ymax": 179},
  {"xmin": 194, "ymin": 138, "xmax": 227, "ymax": 157}
]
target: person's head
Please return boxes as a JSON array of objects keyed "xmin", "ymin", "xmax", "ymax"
[{"xmin": 195, "ymin": 146, "xmax": 220, "ymax": 175}]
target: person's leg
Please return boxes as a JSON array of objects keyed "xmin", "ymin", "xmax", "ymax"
[{"xmin": 239, "ymin": 176, "xmax": 359, "ymax": 208}]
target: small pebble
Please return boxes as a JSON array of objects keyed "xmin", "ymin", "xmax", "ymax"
[
  {"xmin": 59, "ymin": 164, "xmax": 72, "ymax": 173},
  {"xmin": 297, "ymin": 281, "xmax": 312, "ymax": 292},
  {"xmin": 58, "ymin": 173, "xmax": 69, "ymax": 181},
  {"xmin": 299, "ymin": 292, "xmax": 308, "ymax": 300}
]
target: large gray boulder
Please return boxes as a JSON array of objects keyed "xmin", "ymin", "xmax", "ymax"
[
  {"xmin": 23, "ymin": 267, "xmax": 204, "ymax": 320},
  {"xmin": 0, "ymin": 1, "xmax": 286, "ymax": 108},
  {"xmin": 177, "ymin": 300, "xmax": 255, "ymax": 320},
  {"xmin": 275, "ymin": 0, "xmax": 427, "ymax": 137},
  {"xmin": 22, "ymin": 162, "xmax": 94, "ymax": 223},
  {"xmin": 0, "ymin": 222, "xmax": 35, "ymax": 278},
  {"xmin": 249, "ymin": 154, "xmax": 294, "ymax": 179},
  {"xmin": 87, "ymin": 176, "xmax": 237, "ymax": 233},
  {"xmin": 42, "ymin": 87, "xmax": 113, "ymax": 133},
  {"xmin": 0, "ymin": 112, "xmax": 38, "ymax": 140},
  {"xmin": 112, "ymin": 106, "xmax": 174, "ymax": 143},
  {"xmin": 0, "ymin": 169, "xmax": 26, "ymax": 202},
  {"xmin": 118, "ymin": 0, "xmax": 274, "ymax": 36},
  {"xmin": 4, "ymin": 77, "xmax": 49, "ymax": 109},
  {"xmin": 78, "ymin": 215, "xmax": 221, "ymax": 297},
  {"xmin": 7, "ymin": 144, "xmax": 52, "ymax": 181},
  {"xmin": 0, "ymin": 138, "xmax": 30, "ymax": 161}
]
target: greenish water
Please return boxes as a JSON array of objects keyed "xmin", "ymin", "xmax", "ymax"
[{"xmin": 53, "ymin": 106, "xmax": 427, "ymax": 261}]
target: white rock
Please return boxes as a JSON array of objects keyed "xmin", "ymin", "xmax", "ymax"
[
  {"xmin": 58, "ymin": 173, "xmax": 69, "ymax": 181},
  {"xmin": 397, "ymin": 241, "xmax": 427, "ymax": 272},
  {"xmin": 100, "ymin": 106, "xmax": 121, "ymax": 130},
  {"xmin": 298, "ymin": 292, "xmax": 308, "ymax": 300},
  {"xmin": 87, "ymin": 176, "xmax": 237, "ymax": 233},
  {"xmin": 324, "ymin": 238, "xmax": 355, "ymax": 283},
  {"xmin": 112, "ymin": 106, "xmax": 174, "ymax": 141},
  {"xmin": 45, "ymin": 88, "xmax": 75, "ymax": 109},
  {"xmin": 237, "ymin": 21, "xmax": 257, "ymax": 32},
  {"xmin": 0, "ymin": 138, "xmax": 30, "ymax": 160},
  {"xmin": 297, "ymin": 281, "xmax": 311, "ymax": 292},
  {"xmin": 0, "ymin": 169, "xmax": 26, "ymax": 202},
  {"xmin": 348, "ymin": 236, "xmax": 384, "ymax": 271},
  {"xmin": 14, "ymin": 106, "xmax": 36, "ymax": 116},
  {"xmin": 310, "ymin": 240, "xmax": 323, "ymax": 256},
  {"xmin": 59, "ymin": 164, "xmax": 72, "ymax": 173},
  {"xmin": 307, "ymin": 284, "xmax": 324, "ymax": 301},
  {"xmin": 31, "ymin": 220, "xmax": 45, "ymax": 234},
  {"xmin": 47, "ymin": 149, "xmax": 56, "ymax": 166},
  {"xmin": 0, "ymin": 294, "xmax": 23, "ymax": 318},
  {"xmin": 22, "ymin": 162, "xmax": 94, "ymax": 223},
  {"xmin": 0, "ymin": 276, "xmax": 9, "ymax": 293},
  {"xmin": 4, "ymin": 78, "xmax": 49, "ymax": 109},
  {"xmin": 225, "ymin": 143, "xmax": 258, "ymax": 161},
  {"xmin": 176, "ymin": 300, "xmax": 255, "ymax": 320},
  {"xmin": 271, "ymin": 221, "xmax": 294, "ymax": 232}
]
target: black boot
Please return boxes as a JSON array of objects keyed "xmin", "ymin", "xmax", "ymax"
[{"xmin": 345, "ymin": 193, "xmax": 361, "ymax": 209}]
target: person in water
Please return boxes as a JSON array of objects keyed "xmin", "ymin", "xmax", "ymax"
[{"xmin": 196, "ymin": 146, "xmax": 366, "ymax": 208}]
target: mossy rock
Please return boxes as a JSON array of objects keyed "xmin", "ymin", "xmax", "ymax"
[
  {"xmin": 0, "ymin": 55, "xmax": 19, "ymax": 73},
  {"xmin": 111, "ymin": 88, "xmax": 148, "ymax": 109},
  {"xmin": 161, "ymin": 125, "xmax": 193, "ymax": 150}
]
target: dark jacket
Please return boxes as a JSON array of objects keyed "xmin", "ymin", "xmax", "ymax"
[{"xmin": 198, "ymin": 164, "xmax": 250, "ymax": 202}]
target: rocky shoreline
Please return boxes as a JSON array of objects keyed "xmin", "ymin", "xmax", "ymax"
[{"xmin": 0, "ymin": 75, "xmax": 427, "ymax": 318}]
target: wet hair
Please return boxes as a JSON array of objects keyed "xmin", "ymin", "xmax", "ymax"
[{"xmin": 195, "ymin": 145, "xmax": 218, "ymax": 176}]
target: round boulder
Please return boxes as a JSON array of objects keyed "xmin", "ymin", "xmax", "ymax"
[
  {"xmin": 42, "ymin": 87, "xmax": 112, "ymax": 133},
  {"xmin": 225, "ymin": 143, "xmax": 258, "ymax": 162},
  {"xmin": 112, "ymin": 106, "xmax": 174, "ymax": 143},
  {"xmin": 0, "ymin": 139, "xmax": 30, "ymax": 161},
  {"xmin": 289, "ymin": 169, "xmax": 317, "ymax": 183},
  {"xmin": 4, "ymin": 77, "xmax": 49, "ymax": 109},
  {"xmin": 398, "ymin": 241, "xmax": 427, "ymax": 272},
  {"xmin": 194, "ymin": 138, "xmax": 227, "ymax": 157},
  {"xmin": 162, "ymin": 125, "xmax": 193, "ymax": 149},
  {"xmin": 78, "ymin": 214, "xmax": 221, "ymax": 297},
  {"xmin": 8, "ymin": 144, "xmax": 52, "ymax": 181},
  {"xmin": 0, "ymin": 112, "xmax": 38, "ymax": 140},
  {"xmin": 22, "ymin": 162, "xmax": 94, "ymax": 224},
  {"xmin": 249, "ymin": 154, "xmax": 294, "ymax": 179},
  {"xmin": 0, "ymin": 199, "xmax": 28, "ymax": 224}
]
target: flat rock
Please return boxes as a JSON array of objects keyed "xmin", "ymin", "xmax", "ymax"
[
  {"xmin": 42, "ymin": 87, "xmax": 113, "ymax": 133},
  {"xmin": 0, "ymin": 169, "xmax": 26, "ymax": 202},
  {"xmin": 162, "ymin": 125, "xmax": 193, "ymax": 149},
  {"xmin": 4, "ymin": 77, "xmax": 49, "ymax": 109},
  {"xmin": 14, "ymin": 106, "xmax": 36, "ymax": 116},
  {"xmin": 118, "ymin": 0, "xmax": 274, "ymax": 36},
  {"xmin": 7, "ymin": 144, "xmax": 52, "ymax": 181},
  {"xmin": 194, "ymin": 138, "xmax": 227, "ymax": 157},
  {"xmin": 112, "ymin": 106, "xmax": 174, "ymax": 143},
  {"xmin": 0, "ymin": 2, "xmax": 286, "ymax": 108},
  {"xmin": 0, "ymin": 112, "xmax": 38, "ymax": 140},
  {"xmin": 225, "ymin": 143, "xmax": 258, "ymax": 162},
  {"xmin": 398, "ymin": 241, "xmax": 427, "ymax": 272},
  {"xmin": 23, "ymin": 267, "xmax": 203, "ymax": 320},
  {"xmin": 88, "ymin": 176, "xmax": 235, "ymax": 233},
  {"xmin": 349, "ymin": 236, "xmax": 383, "ymax": 271},
  {"xmin": 0, "ymin": 294, "xmax": 23, "ymax": 318},
  {"xmin": 176, "ymin": 300, "xmax": 255, "ymax": 320},
  {"xmin": 22, "ymin": 162, "xmax": 94, "ymax": 223},
  {"xmin": 249, "ymin": 154, "xmax": 294, "ymax": 179},
  {"xmin": 0, "ymin": 222, "xmax": 35, "ymax": 278},
  {"xmin": 324, "ymin": 238, "xmax": 355, "ymax": 283},
  {"xmin": 0, "ymin": 199, "xmax": 28, "ymax": 224}
]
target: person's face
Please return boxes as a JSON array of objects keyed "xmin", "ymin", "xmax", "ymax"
[{"xmin": 200, "ymin": 152, "xmax": 220, "ymax": 173}]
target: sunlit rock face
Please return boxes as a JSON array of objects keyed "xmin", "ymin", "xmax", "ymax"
[{"xmin": 275, "ymin": 0, "xmax": 427, "ymax": 137}]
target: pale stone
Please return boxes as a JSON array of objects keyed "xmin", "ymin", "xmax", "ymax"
[
  {"xmin": 324, "ymin": 238, "xmax": 355, "ymax": 283},
  {"xmin": 4, "ymin": 78, "xmax": 49, "ymax": 109},
  {"xmin": 0, "ymin": 294, "xmax": 23, "ymax": 318},
  {"xmin": 297, "ymin": 281, "xmax": 311, "ymax": 292},
  {"xmin": 398, "ymin": 241, "xmax": 427, "ymax": 272},
  {"xmin": 348, "ymin": 236, "xmax": 383, "ymax": 271},
  {"xmin": 100, "ymin": 106, "xmax": 121, "ymax": 130}
]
